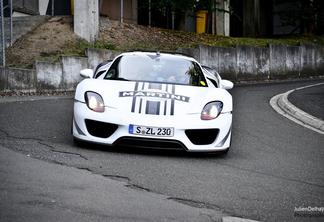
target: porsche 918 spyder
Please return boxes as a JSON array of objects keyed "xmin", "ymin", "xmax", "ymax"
[{"xmin": 72, "ymin": 51, "xmax": 233, "ymax": 153}]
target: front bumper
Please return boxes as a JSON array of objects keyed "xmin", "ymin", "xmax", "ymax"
[{"xmin": 73, "ymin": 102, "xmax": 232, "ymax": 152}]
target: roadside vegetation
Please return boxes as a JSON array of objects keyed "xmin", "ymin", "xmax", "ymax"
[{"xmin": 6, "ymin": 16, "xmax": 324, "ymax": 69}]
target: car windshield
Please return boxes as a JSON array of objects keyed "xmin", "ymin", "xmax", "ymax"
[{"xmin": 104, "ymin": 53, "xmax": 207, "ymax": 87}]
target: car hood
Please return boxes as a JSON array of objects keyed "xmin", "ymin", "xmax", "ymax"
[{"xmin": 75, "ymin": 79, "xmax": 232, "ymax": 116}]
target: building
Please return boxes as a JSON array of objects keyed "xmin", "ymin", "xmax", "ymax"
[
  {"xmin": 230, "ymin": 0, "xmax": 324, "ymax": 36},
  {"xmin": 11, "ymin": 0, "xmax": 71, "ymax": 16},
  {"xmin": 100, "ymin": 0, "xmax": 138, "ymax": 24},
  {"xmin": 6, "ymin": 0, "xmax": 322, "ymax": 36}
]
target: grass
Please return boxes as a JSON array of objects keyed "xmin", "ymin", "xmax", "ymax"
[
  {"xmin": 62, "ymin": 38, "xmax": 116, "ymax": 56},
  {"xmin": 22, "ymin": 39, "xmax": 117, "ymax": 68},
  {"xmin": 160, "ymin": 29, "xmax": 324, "ymax": 48},
  {"xmin": 109, "ymin": 28, "xmax": 324, "ymax": 53},
  {"xmin": 208, "ymin": 35, "xmax": 324, "ymax": 47}
]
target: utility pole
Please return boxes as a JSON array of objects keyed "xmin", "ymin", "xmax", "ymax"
[
  {"xmin": 171, "ymin": 11, "xmax": 175, "ymax": 30},
  {"xmin": 254, "ymin": 0, "xmax": 260, "ymax": 36},
  {"xmin": 9, "ymin": 0, "xmax": 12, "ymax": 45},
  {"xmin": 224, "ymin": 0, "xmax": 230, "ymax": 36},
  {"xmin": 212, "ymin": 0, "xmax": 216, "ymax": 35},
  {"xmin": 51, "ymin": 0, "xmax": 54, "ymax": 16},
  {"xmin": 0, "ymin": 0, "xmax": 5, "ymax": 66},
  {"xmin": 120, "ymin": 0, "xmax": 123, "ymax": 23},
  {"xmin": 148, "ymin": 0, "xmax": 151, "ymax": 27}
]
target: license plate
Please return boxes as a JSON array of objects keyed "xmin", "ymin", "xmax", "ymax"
[{"xmin": 129, "ymin": 124, "xmax": 174, "ymax": 137}]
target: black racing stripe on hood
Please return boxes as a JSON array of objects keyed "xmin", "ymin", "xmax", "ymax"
[
  {"xmin": 170, "ymin": 84, "xmax": 175, "ymax": 116},
  {"xmin": 145, "ymin": 100, "xmax": 160, "ymax": 115},
  {"xmin": 164, "ymin": 99, "xmax": 167, "ymax": 115},
  {"xmin": 131, "ymin": 82, "xmax": 139, "ymax": 113},
  {"xmin": 145, "ymin": 83, "xmax": 161, "ymax": 115},
  {"xmin": 130, "ymin": 82, "xmax": 179, "ymax": 115},
  {"xmin": 138, "ymin": 82, "xmax": 145, "ymax": 113}
]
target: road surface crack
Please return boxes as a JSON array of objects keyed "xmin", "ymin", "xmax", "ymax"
[
  {"xmin": 0, "ymin": 128, "xmax": 45, "ymax": 141},
  {"xmin": 76, "ymin": 167, "xmax": 92, "ymax": 172},
  {"xmin": 39, "ymin": 141, "xmax": 88, "ymax": 160},
  {"xmin": 102, "ymin": 174, "xmax": 130, "ymax": 183},
  {"xmin": 0, "ymin": 129, "xmax": 88, "ymax": 161},
  {"xmin": 125, "ymin": 184, "xmax": 151, "ymax": 192}
]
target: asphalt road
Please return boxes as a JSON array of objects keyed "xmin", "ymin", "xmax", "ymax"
[{"xmin": 0, "ymin": 80, "xmax": 324, "ymax": 221}]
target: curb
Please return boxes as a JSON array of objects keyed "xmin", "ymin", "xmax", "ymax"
[
  {"xmin": 222, "ymin": 216, "xmax": 260, "ymax": 222},
  {"xmin": 0, "ymin": 95, "xmax": 73, "ymax": 104},
  {"xmin": 270, "ymin": 83, "xmax": 324, "ymax": 135}
]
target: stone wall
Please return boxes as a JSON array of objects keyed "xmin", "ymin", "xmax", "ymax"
[
  {"xmin": 179, "ymin": 44, "xmax": 324, "ymax": 81},
  {"xmin": 1, "ymin": 44, "xmax": 323, "ymax": 92},
  {"xmin": 0, "ymin": 67, "xmax": 36, "ymax": 92}
]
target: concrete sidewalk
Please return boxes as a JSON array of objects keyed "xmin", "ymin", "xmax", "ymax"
[{"xmin": 0, "ymin": 145, "xmax": 222, "ymax": 222}]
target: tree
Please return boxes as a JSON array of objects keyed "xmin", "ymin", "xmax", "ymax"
[
  {"xmin": 142, "ymin": 0, "xmax": 197, "ymax": 29},
  {"xmin": 277, "ymin": 0, "xmax": 323, "ymax": 35},
  {"xmin": 150, "ymin": 0, "xmax": 197, "ymax": 13}
]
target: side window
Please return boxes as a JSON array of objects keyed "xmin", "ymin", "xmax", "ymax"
[
  {"xmin": 202, "ymin": 66, "xmax": 220, "ymax": 88},
  {"xmin": 106, "ymin": 69, "xmax": 116, "ymax": 78},
  {"xmin": 94, "ymin": 60, "xmax": 112, "ymax": 79},
  {"xmin": 207, "ymin": 77, "xmax": 218, "ymax": 88},
  {"xmin": 104, "ymin": 57, "xmax": 122, "ymax": 79},
  {"xmin": 95, "ymin": 70, "xmax": 106, "ymax": 79},
  {"xmin": 194, "ymin": 63, "xmax": 208, "ymax": 87}
]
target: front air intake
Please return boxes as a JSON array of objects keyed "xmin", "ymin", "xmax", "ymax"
[
  {"xmin": 185, "ymin": 129, "xmax": 219, "ymax": 145},
  {"xmin": 85, "ymin": 119, "xmax": 118, "ymax": 138}
]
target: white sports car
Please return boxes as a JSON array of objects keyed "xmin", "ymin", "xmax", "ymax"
[{"xmin": 73, "ymin": 51, "xmax": 233, "ymax": 153}]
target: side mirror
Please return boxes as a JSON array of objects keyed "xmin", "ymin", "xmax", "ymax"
[
  {"xmin": 220, "ymin": 80, "xmax": 234, "ymax": 90},
  {"xmin": 80, "ymin": 69, "xmax": 94, "ymax": 78}
]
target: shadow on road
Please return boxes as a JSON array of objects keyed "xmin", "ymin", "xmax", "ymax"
[{"xmin": 73, "ymin": 139, "xmax": 230, "ymax": 159}]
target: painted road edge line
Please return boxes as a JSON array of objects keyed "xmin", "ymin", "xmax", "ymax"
[{"xmin": 270, "ymin": 82, "xmax": 324, "ymax": 135}]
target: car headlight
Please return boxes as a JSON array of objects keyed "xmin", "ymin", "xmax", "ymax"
[
  {"xmin": 85, "ymin": 91, "xmax": 105, "ymax": 112},
  {"xmin": 201, "ymin": 101, "xmax": 223, "ymax": 120}
]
